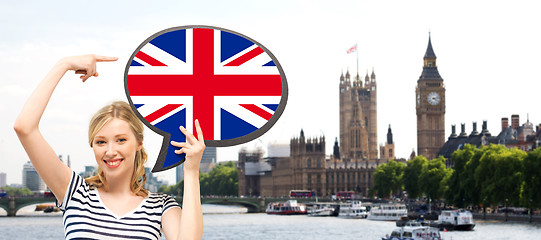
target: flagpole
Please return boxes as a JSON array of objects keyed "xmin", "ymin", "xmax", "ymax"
[{"xmin": 356, "ymin": 43, "xmax": 359, "ymax": 78}]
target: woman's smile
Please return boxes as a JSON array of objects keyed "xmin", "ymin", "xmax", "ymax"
[{"xmin": 104, "ymin": 158, "xmax": 124, "ymax": 168}]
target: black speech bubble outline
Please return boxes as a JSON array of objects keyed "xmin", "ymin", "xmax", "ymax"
[{"xmin": 124, "ymin": 25, "xmax": 288, "ymax": 173}]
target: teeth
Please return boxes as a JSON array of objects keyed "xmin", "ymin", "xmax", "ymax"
[{"xmin": 107, "ymin": 160, "xmax": 121, "ymax": 166}]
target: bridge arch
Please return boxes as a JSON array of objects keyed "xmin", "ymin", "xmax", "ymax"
[
  {"xmin": 0, "ymin": 197, "xmax": 58, "ymax": 216},
  {"xmin": 201, "ymin": 198, "xmax": 261, "ymax": 213}
]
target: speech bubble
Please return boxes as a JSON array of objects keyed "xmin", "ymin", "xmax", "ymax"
[{"xmin": 124, "ymin": 25, "xmax": 287, "ymax": 172}]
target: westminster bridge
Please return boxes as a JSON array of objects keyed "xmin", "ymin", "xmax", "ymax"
[{"xmin": 0, "ymin": 196, "xmax": 331, "ymax": 216}]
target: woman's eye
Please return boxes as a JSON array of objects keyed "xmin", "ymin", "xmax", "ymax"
[
  {"xmin": 96, "ymin": 140, "xmax": 106, "ymax": 145},
  {"xmin": 118, "ymin": 138, "xmax": 127, "ymax": 143}
]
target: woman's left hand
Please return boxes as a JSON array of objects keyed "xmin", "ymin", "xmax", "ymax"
[{"xmin": 171, "ymin": 119, "xmax": 206, "ymax": 173}]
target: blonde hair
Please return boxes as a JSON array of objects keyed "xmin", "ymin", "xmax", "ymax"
[{"xmin": 86, "ymin": 101, "xmax": 148, "ymax": 197}]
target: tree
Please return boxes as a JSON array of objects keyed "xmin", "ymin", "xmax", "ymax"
[
  {"xmin": 200, "ymin": 161, "xmax": 238, "ymax": 196},
  {"xmin": 0, "ymin": 186, "xmax": 33, "ymax": 197},
  {"xmin": 444, "ymin": 144, "xmax": 477, "ymax": 207},
  {"xmin": 461, "ymin": 145, "xmax": 485, "ymax": 206},
  {"xmin": 403, "ymin": 156, "xmax": 427, "ymax": 199},
  {"xmin": 161, "ymin": 161, "xmax": 239, "ymax": 197},
  {"xmin": 372, "ymin": 160, "xmax": 405, "ymax": 198},
  {"xmin": 522, "ymin": 147, "xmax": 541, "ymax": 209},
  {"xmin": 419, "ymin": 156, "xmax": 451, "ymax": 204}
]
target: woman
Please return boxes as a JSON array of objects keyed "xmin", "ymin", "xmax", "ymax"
[{"xmin": 13, "ymin": 54, "xmax": 204, "ymax": 240}]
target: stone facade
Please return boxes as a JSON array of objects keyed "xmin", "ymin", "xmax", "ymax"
[
  {"xmin": 237, "ymin": 132, "xmax": 377, "ymax": 197},
  {"xmin": 339, "ymin": 70, "xmax": 378, "ymax": 162},
  {"xmin": 416, "ymin": 35, "xmax": 446, "ymax": 160}
]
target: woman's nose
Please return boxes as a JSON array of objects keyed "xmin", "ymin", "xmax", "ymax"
[{"xmin": 105, "ymin": 143, "xmax": 118, "ymax": 157}]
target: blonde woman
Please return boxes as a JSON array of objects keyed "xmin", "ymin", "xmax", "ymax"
[{"xmin": 14, "ymin": 54, "xmax": 204, "ymax": 240}]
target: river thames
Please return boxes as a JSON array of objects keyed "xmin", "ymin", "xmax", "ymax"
[{"xmin": 1, "ymin": 204, "xmax": 541, "ymax": 239}]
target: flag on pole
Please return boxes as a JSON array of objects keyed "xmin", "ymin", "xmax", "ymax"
[{"xmin": 346, "ymin": 44, "xmax": 357, "ymax": 54}]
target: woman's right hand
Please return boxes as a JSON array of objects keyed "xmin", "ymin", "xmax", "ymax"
[
  {"xmin": 14, "ymin": 53, "xmax": 117, "ymax": 205},
  {"xmin": 60, "ymin": 54, "xmax": 118, "ymax": 82}
]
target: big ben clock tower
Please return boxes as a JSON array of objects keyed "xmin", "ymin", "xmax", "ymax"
[{"xmin": 416, "ymin": 34, "xmax": 445, "ymax": 160}]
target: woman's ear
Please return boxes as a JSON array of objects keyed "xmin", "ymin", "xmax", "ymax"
[{"xmin": 136, "ymin": 141, "xmax": 143, "ymax": 151}]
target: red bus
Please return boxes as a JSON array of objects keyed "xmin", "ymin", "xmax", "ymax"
[
  {"xmin": 336, "ymin": 191, "xmax": 355, "ymax": 200},
  {"xmin": 289, "ymin": 190, "xmax": 315, "ymax": 198}
]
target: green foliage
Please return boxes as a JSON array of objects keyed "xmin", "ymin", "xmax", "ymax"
[
  {"xmin": 200, "ymin": 161, "xmax": 238, "ymax": 196},
  {"xmin": 419, "ymin": 156, "xmax": 451, "ymax": 203},
  {"xmin": 160, "ymin": 161, "xmax": 238, "ymax": 197},
  {"xmin": 461, "ymin": 145, "xmax": 485, "ymax": 206},
  {"xmin": 373, "ymin": 143, "xmax": 538, "ymax": 210},
  {"xmin": 403, "ymin": 156, "xmax": 428, "ymax": 199},
  {"xmin": 474, "ymin": 144, "xmax": 525, "ymax": 206},
  {"xmin": 445, "ymin": 144, "xmax": 478, "ymax": 207},
  {"xmin": 0, "ymin": 186, "xmax": 33, "ymax": 196},
  {"xmin": 521, "ymin": 147, "xmax": 541, "ymax": 209},
  {"xmin": 372, "ymin": 160, "xmax": 405, "ymax": 198}
]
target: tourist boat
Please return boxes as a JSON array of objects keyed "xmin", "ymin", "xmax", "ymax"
[
  {"xmin": 266, "ymin": 200, "xmax": 307, "ymax": 215},
  {"xmin": 382, "ymin": 221, "xmax": 443, "ymax": 240},
  {"xmin": 368, "ymin": 203, "xmax": 408, "ymax": 221},
  {"xmin": 436, "ymin": 209, "xmax": 475, "ymax": 231},
  {"xmin": 307, "ymin": 202, "xmax": 339, "ymax": 216},
  {"xmin": 338, "ymin": 201, "xmax": 368, "ymax": 219}
]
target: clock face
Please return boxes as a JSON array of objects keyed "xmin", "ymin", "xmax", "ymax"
[{"xmin": 427, "ymin": 92, "xmax": 441, "ymax": 105}]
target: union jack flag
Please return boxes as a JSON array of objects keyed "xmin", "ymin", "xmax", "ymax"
[{"xmin": 125, "ymin": 26, "xmax": 286, "ymax": 172}]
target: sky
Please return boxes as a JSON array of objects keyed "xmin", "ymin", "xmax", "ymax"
[{"xmin": 1, "ymin": 0, "xmax": 540, "ymax": 185}]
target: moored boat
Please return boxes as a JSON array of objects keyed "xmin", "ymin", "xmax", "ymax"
[
  {"xmin": 368, "ymin": 203, "xmax": 408, "ymax": 221},
  {"xmin": 266, "ymin": 200, "xmax": 307, "ymax": 215},
  {"xmin": 436, "ymin": 209, "xmax": 475, "ymax": 231},
  {"xmin": 308, "ymin": 202, "xmax": 339, "ymax": 217},
  {"xmin": 338, "ymin": 201, "xmax": 368, "ymax": 219}
]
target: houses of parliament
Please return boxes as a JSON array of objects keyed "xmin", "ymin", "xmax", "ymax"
[{"xmin": 237, "ymin": 35, "xmax": 446, "ymax": 197}]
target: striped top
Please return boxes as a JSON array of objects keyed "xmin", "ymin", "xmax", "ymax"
[{"xmin": 57, "ymin": 171, "xmax": 180, "ymax": 239}]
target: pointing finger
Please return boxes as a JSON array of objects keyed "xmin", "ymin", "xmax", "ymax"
[
  {"xmin": 95, "ymin": 55, "xmax": 118, "ymax": 62},
  {"xmin": 195, "ymin": 119, "xmax": 204, "ymax": 142}
]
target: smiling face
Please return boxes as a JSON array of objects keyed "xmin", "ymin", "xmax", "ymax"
[{"xmin": 92, "ymin": 118, "xmax": 142, "ymax": 182}]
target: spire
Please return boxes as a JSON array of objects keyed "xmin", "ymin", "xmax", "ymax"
[
  {"xmin": 387, "ymin": 124, "xmax": 393, "ymax": 144},
  {"xmin": 333, "ymin": 137, "xmax": 340, "ymax": 159},
  {"xmin": 365, "ymin": 71, "xmax": 369, "ymax": 83},
  {"xmin": 345, "ymin": 69, "xmax": 350, "ymax": 80},
  {"xmin": 340, "ymin": 71, "xmax": 344, "ymax": 82},
  {"xmin": 424, "ymin": 32, "xmax": 437, "ymax": 59},
  {"xmin": 419, "ymin": 32, "xmax": 441, "ymax": 80},
  {"xmin": 371, "ymin": 67, "xmax": 376, "ymax": 82}
]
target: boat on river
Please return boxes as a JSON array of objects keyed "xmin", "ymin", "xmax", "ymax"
[
  {"xmin": 338, "ymin": 201, "xmax": 368, "ymax": 219},
  {"xmin": 436, "ymin": 209, "xmax": 475, "ymax": 231},
  {"xmin": 308, "ymin": 202, "xmax": 339, "ymax": 216},
  {"xmin": 368, "ymin": 203, "xmax": 408, "ymax": 221},
  {"xmin": 266, "ymin": 200, "xmax": 307, "ymax": 215},
  {"xmin": 382, "ymin": 221, "xmax": 442, "ymax": 240}
]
